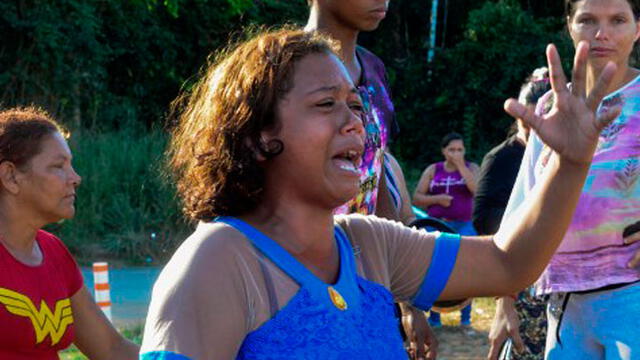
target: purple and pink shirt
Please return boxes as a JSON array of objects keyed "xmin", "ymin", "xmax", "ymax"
[
  {"xmin": 501, "ymin": 75, "xmax": 640, "ymax": 294},
  {"xmin": 426, "ymin": 162, "xmax": 474, "ymax": 222},
  {"xmin": 334, "ymin": 46, "xmax": 397, "ymax": 216}
]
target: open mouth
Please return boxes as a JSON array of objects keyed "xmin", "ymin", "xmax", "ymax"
[{"xmin": 333, "ymin": 149, "xmax": 363, "ymax": 174}]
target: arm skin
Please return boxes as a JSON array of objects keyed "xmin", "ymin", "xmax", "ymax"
[
  {"xmin": 384, "ymin": 152, "xmax": 416, "ymax": 225},
  {"xmin": 71, "ymin": 286, "xmax": 139, "ymax": 359},
  {"xmin": 375, "ymin": 165, "xmax": 402, "ymax": 223},
  {"xmin": 440, "ymin": 156, "xmax": 591, "ymax": 299},
  {"xmin": 412, "ymin": 165, "xmax": 449, "ymax": 210}
]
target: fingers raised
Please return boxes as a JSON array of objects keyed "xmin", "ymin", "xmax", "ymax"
[
  {"xmin": 571, "ymin": 41, "xmax": 589, "ymax": 99},
  {"xmin": 547, "ymin": 44, "xmax": 569, "ymax": 96}
]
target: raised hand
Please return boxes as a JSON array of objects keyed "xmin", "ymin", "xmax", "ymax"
[
  {"xmin": 449, "ymin": 152, "xmax": 466, "ymax": 170},
  {"xmin": 504, "ymin": 42, "xmax": 620, "ymax": 165}
]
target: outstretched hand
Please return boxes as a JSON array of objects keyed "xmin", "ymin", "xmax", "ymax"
[{"xmin": 504, "ymin": 42, "xmax": 621, "ymax": 165}]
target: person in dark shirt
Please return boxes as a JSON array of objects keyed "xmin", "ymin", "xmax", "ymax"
[
  {"xmin": 473, "ymin": 68, "xmax": 550, "ymax": 236},
  {"xmin": 475, "ymin": 69, "xmax": 551, "ymax": 360}
]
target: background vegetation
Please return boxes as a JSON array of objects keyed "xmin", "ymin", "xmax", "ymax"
[{"xmin": 1, "ymin": 0, "xmax": 575, "ymax": 262}]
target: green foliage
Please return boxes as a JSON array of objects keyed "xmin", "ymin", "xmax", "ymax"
[
  {"xmin": 386, "ymin": 0, "xmax": 572, "ymax": 172},
  {"xmin": 45, "ymin": 129, "xmax": 189, "ymax": 264},
  {"xmin": 0, "ymin": 0, "xmax": 307, "ymax": 131},
  {"xmin": 3, "ymin": 0, "xmax": 580, "ymax": 260}
]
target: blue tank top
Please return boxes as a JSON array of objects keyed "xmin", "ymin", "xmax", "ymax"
[{"xmin": 216, "ymin": 217, "xmax": 408, "ymax": 359}]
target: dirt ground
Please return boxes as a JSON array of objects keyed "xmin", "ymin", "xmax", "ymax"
[{"xmin": 430, "ymin": 297, "xmax": 497, "ymax": 360}]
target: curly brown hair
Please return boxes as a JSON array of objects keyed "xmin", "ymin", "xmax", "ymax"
[
  {"xmin": 0, "ymin": 106, "xmax": 68, "ymax": 171},
  {"xmin": 168, "ymin": 28, "xmax": 339, "ymax": 221}
]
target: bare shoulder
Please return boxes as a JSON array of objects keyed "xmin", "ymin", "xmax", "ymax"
[
  {"xmin": 423, "ymin": 163, "xmax": 436, "ymax": 175},
  {"xmin": 415, "ymin": 164, "xmax": 436, "ymax": 189}
]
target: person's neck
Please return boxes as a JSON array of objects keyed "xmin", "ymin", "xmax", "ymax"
[
  {"xmin": 305, "ymin": 8, "xmax": 360, "ymax": 84},
  {"xmin": 587, "ymin": 63, "xmax": 639, "ymax": 95},
  {"xmin": 241, "ymin": 193, "xmax": 337, "ymax": 269},
  {"xmin": 0, "ymin": 201, "xmax": 42, "ymax": 265}
]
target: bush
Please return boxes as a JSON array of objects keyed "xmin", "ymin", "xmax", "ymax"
[
  {"xmin": 388, "ymin": 0, "xmax": 572, "ymax": 175},
  {"xmin": 45, "ymin": 128, "xmax": 188, "ymax": 264}
]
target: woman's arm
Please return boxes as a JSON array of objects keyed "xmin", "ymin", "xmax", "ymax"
[
  {"xmin": 434, "ymin": 43, "xmax": 621, "ymax": 300},
  {"xmin": 384, "ymin": 152, "xmax": 416, "ymax": 225},
  {"xmin": 412, "ymin": 165, "xmax": 449, "ymax": 210},
  {"xmin": 71, "ymin": 286, "xmax": 139, "ymax": 360}
]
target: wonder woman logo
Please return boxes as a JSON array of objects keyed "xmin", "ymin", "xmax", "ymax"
[{"xmin": 0, "ymin": 287, "xmax": 74, "ymax": 345}]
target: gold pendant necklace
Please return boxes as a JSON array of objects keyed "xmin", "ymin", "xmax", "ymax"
[{"xmin": 327, "ymin": 286, "xmax": 347, "ymax": 310}]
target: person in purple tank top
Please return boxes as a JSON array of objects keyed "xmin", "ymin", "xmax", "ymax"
[
  {"xmin": 414, "ymin": 132, "xmax": 480, "ymax": 327},
  {"xmin": 414, "ymin": 132, "xmax": 480, "ymax": 235}
]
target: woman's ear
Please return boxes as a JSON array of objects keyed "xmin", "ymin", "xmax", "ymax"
[
  {"xmin": 244, "ymin": 137, "xmax": 268, "ymax": 162},
  {"xmin": 0, "ymin": 161, "xmax": 21, "ymax": 195}
]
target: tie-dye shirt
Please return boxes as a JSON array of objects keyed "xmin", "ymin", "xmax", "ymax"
[
  {"xmin": 334, "ymin": 46, "xmax": 397, "ymax": 216},
  {"xmin": 501, "ymin": 75, "xmax": 640, "ymax": 294}
]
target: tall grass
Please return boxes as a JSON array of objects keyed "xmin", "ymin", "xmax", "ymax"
[{"xmin": 46, "ymin": 128, "xmax": 191, "ymax": 265}]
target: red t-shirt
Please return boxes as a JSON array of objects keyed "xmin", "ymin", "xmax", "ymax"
[{"xmin": 0, "ymin": 230, "xmax": 83, "ymax": 359}]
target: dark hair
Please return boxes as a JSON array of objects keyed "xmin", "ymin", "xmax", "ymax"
[
  {"xmin": 565, "ymin": 0, "xmax": 640, "ymax": 19},
  {"xmin": 441, "ymin": 132, "xmax": 463, "ymax": 149},
  {"xmin": 518, "ymin": 67, "xmax": 551, "ymax": 106},
  {"xmin": 168, "ymin": 28, "xmax": 339, "ymax": 221},
  {"xmin": 0, "ymin": 107, "xmax": 67, "ymax": 170}
]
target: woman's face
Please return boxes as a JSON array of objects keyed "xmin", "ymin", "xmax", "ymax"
[
  {"xmin": 263, "ymin": 52, "xmax": 365, "ymax": 208},
  {"xmin": 568, "ymin": 0, "xmax": 640, "ymax": 69},
  {"xmin": 15, "ymin": 132, "xmax": 81, "ymax": 223},
  {"xmin": 442, "ymin": 139, "xmax": 465, "ymax": 161},
  {"xmin": 317, "ymin": 0, "xmax": 390, "ymax": 32}
]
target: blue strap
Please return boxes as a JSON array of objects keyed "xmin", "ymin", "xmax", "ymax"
[
  {"xmin": 333, "ymin": 225, "xmax": 358, "ymax": 282},
  {"xmin": 215, "ymin": 217, "xmax": 349, "ymax": 291},
  {"xmin": 216, "ymin": 217, "xmax": 315, "ymax": 287},
  {"xmin": 140, "ymin": 351, "xmax": 191, "ymax": 360},
  {"xmin": 412, "ymin": 232, "xmax": 462, "ymax": 310}
]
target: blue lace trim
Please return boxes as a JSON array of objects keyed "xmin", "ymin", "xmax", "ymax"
[{"xmin": 237, "ymin": 277, "xmax": 407, "ymax": 359}]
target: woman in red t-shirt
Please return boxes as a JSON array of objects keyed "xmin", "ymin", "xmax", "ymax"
[{"xmin": 0, "ymin": 107, "xmax": 138, "ymax": 359}]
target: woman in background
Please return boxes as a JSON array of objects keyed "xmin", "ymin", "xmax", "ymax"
[
  {"xmin": 476, "ymin": 68, "xmax": 552, "ymax": 360},
  {"xmin": 413, "ymin": 132, "xmax": 479, "ymax": 327},
  {"xmin": 492, "ymin": 0, "xmax": 640, "ymax": 358},
  {"xmin": 0, "ymin": 107, "xmax": 138, "ymax": 359}
]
